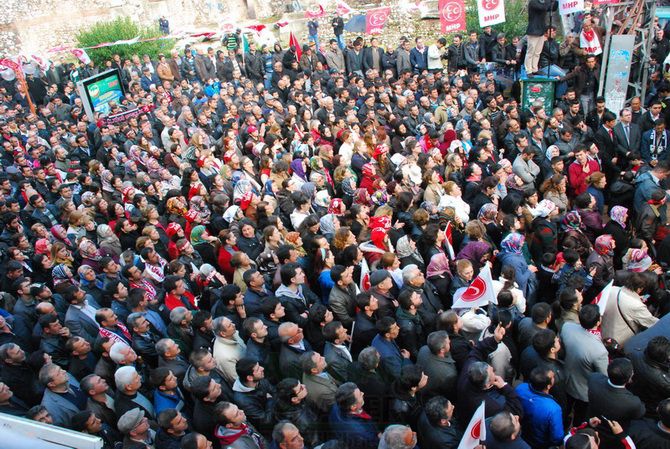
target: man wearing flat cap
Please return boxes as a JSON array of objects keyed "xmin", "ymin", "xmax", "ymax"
[{"xmin": 118, "ymin": 407, "xmax": 156, "ymax": 448}]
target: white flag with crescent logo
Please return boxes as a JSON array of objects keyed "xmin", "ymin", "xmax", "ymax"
[
  {"xmin": 452, "ymin": 264, "xmax": 497, "ymax": 309},
  {"xmin": 458, "ymin": 401, "xmax": 486, "ymax": 449}
]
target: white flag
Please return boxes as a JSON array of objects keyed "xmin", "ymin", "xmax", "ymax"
[
  {"xmin": 458, "ymin": 401, "xmax": 486, "ymax": 449},
  {"xmin": 452, "ymin": 264, "xmax": 497, "ymax": 309},
  {"xmin": 477, "ymin": 0, "xmax": 505, "ymax": 27},
  {"xmin": 593, "ymin": 280, "xmax": 614, "ymax": 316}
]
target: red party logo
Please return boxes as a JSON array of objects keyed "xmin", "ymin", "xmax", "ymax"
[
  {"xmin": 461, "ymin": 276, "xmax": 486, "ymax": 301},
  {"xmin": 369, "ymin": 9, "xmax": 390, "ymax": 26},
  {"xmin": 441, "ymin": 1, "xmax": 463, "ymax": 21},
  {"xmin": 482, "ymin": 0, "xmax": 499, "ymax": 11},
  {"xmin": 471, "ymin": 420, "xmax": 482, "ymax": 439}
]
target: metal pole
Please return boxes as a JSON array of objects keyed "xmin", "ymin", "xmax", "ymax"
[
  {"xmin": 640, "ymin": 0, "xmax": 656, "ymax": 103},
  {"xmin": 598, "ymin": 6, "xmax": 615, "ymax": 97}
]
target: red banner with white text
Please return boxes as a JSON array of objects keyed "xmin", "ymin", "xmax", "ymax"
[
  {"xmin": 365, "ymin": 7, "xmax": 391, "ymax": 35},
  {"xmin": 439, "ymin": 0, "xmax": 466, "ymax": 33}
]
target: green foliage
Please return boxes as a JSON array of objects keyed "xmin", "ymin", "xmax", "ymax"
[
  {"xmin": 76, "ymin": 17, "xmax": 175, "ymax": 66},
  {"xmin": 464, "ymin": 0, "xmax": 529, "ymax": 39}
]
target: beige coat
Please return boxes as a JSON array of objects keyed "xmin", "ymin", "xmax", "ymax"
[
  {"xmin": 213, "ymin": 333, "xmax": 247, "ymax": 384},
  {"xmin": 601, "ymin": 286, "xmax": 658, "ymax": 345}
]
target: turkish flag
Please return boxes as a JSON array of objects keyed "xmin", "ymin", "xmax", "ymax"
[
  {"xmin": 289, "ymin": 32, "xmax": 302, "ymax": 61},
  {"xmin": 305, "ymin": 4, "xmax": 325, "ymax": 18},
  {"xmin": 336, "ymin": 0, "xmax": 354, "ymax": 15},
  {"xmin": 458, "ymin": 401, "xmax": 486, "ymax": 449},
  {"xmin": 444, "ymin": 221, "xmax": 455, "ymax": 259},
  {"xmin": 452, "ymin": 264, "xmax": 497, "ymax": 309},
  {"xmin": 365, "ymin": 6, "xmax": 391, "ymax": 35},
  {"xmin": 439, "ymin": 0, "xmax": 466, "ymax": 33}
]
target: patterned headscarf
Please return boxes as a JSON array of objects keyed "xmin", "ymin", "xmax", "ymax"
[
  {"xmin": 478, "ymin": 203, "xmax": 498, "ymax": 223},
  {"xmin": 52, "ymin": 264, "xmax": 75, "ymax": 287},
  {"xmin": 328, "ymin": 198, "xmax": 345, "ymax": 215},
  {"xmin": 595, "ymin": 234, "xmax": 615, "ymax": 256},
  {"xmin": 562, "ymin": 211, "xmax": 583, "ymax": 231},
  {"xmin": 610, "ymin": 206, "xmax": 628, "ymax": 229},
  {"xmin": 501, "ymin": 232, "xmax": 525, "ymax": 254}
]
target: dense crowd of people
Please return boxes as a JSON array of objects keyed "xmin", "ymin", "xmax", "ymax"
[{"xmin": 2, "ymin": 6, "xmax": 670, "ymax": 449}]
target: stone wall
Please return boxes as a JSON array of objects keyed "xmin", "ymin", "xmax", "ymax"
[
  {"xmin": 0, "ymin": 0, "xmax": 446, "ymax": 58},
  {"xmin": 0, "ymin": 0, "xmax": 249, "ymax": 57}
]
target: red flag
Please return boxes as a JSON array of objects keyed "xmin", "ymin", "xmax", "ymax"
[
  {"xmin": 245, "ymin": 24, "xmax": 267, "ymax": 33},
  {"xmin": 439, "ymin": 0, "xmax": 466, "ymax": 33},
  {"xmin": 365, "ymin": 7, "xmax": 391, "ymax": 35},
  {"xmin": 336, "ymin": 0, "xmax": 354, "ymax": 15},
  {"xmin": 444, "ymin": 221, "xmax": 455, "ymax": 259},
  {"xmin": 305, "ymin": 4, "xmax": 326, "ymax": 18},
  {"xmin": 289, "ymin": 32, "xmax": 303, "ymax": 61},
  {"xmin": 452, "ymin": 264, "xmax": 497, "ymax": 309},
  {"xmin": 458, "ymin": 401, "xmax": 486, "ymax": 449}
]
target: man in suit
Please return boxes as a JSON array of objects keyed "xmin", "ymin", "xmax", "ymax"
[
  {"xmin": 593, "ymin": 110, "xmax": 620, "ymax": 184},
  {"xmin": 396, "ymin": 39, "xmax": 412, "ymax": 75},
  {"xmin": 39, "ymin": 363, "xmax": 85, "ymax": 427},
  {"xmin": 323, "ymin": 321, "xmax": 353, "ymax": 384},
  {"xmin": 64, "ymin": 285, "xmax": 100, "ymax": 345},
  {"xmin": 278, "ymin": 322, "xmax": 312, "ymax": 380},
  {"xmin": 561, "ymin": 304, "xmax": 609, "ymax": 425},
  {"xmin": 614, "ymin": 108, "xmax": 642, "ymax": 166},
  {"xmin": 301, "ymin": 350, "xmax": 339, "ymax": 415},
  {"xmin": 409, "ymin": 37, "xmax": 428, "ymax": 73},
  {"xmin": 362, "ymin": 37, "xmax": 384, "ymax": 74},
  {"xmin": 195, "ymin": 48, "xmax": 216, "ymax": 82},
  {"xmin": 641, "ymin": 119, "xmax": 670, "ymax": 164},
  {"xmin": 588, "ymin": 358, "xmax": 645, "ymax": 427}
]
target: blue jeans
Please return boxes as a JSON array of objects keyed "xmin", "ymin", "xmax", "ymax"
[
  {"xmin": 336, "ymin": 34, "xmax": 345, "ymax": 50},
  {"xmin": 309, "ymin": 33, "xmax": 319, "ymax": 50}
]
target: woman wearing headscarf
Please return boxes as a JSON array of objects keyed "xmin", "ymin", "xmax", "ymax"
[
  {"xmin": 290, "ymin": 158, "xmax": 308, "ymax": 189},
  {"xmin": 78, "ymin": 264, "xmax": 106, "ymax": 308},
  {"xmin": 360, "ymin": 227, "xmax": 393, "ymax": 271},
  {"xmin": 35, "ymin": 238, "xmax": 52, "ymax": 259},
  {"xmin": 478, "ymin": 203, "xmax": 503, "ymax": 248},
  {"xmin": 96, "ymin": 224, "xmax": 122, "ymax": 259},
  {"xmin": 190, "ymin": 225, "xmax": 219, "ymax": 267},
  {"xmin": 165, "ymin": 222, "xmax": 186, "ymax": 261},
  {"xmin": 165, "ymin": 196, "xmax": 188, "ymax": 231},
  {"xmin": 426, "ymin": 252, "xmax": 453, "ymax": 309},
  {"xmin": 497, "ymin": 233, "xmax": 538, "ymax": 300},
  {"xmin": 396, "ymin": 235, "xmax": 425, "ymax": 271},
  {"xmin": 78, "ymin": 238, "xmax": 106, "ymax": 272},
  {"xmin": 51, "ymin": 224, "xmax": 75, "ymax": 250},
  {"xmin": 456, "ymin": 221, "xmax": 495, "ymax": 273},
  {"xmin": 319, "ymin": 198, "xmax": 344, "ymax": 241},
  {"xmin": 52, "ymin": 263, "xmax": 78, "ymax": 294},
  {"xmin": 560, "ymin": 211, "xmax": 592, "ymax": 262},
  {"xmin": 603, "ymin": 206, "xmax": 631, "ymax": 270},
  {"xmin": 586, "ymin": 234, "xmax": 616, "ymax": 299}
]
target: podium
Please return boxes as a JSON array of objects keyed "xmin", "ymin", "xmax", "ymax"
[{"xmin": 520, "ymin": 77, "xmax": 557, "ymax": 113}]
